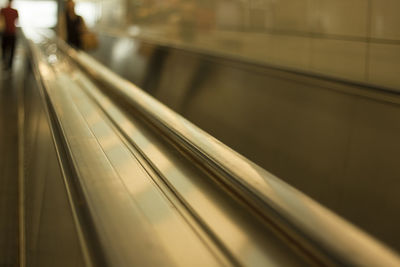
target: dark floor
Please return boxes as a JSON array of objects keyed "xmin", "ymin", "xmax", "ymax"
[{"xmin": 0, "ymin": 54, "xmax": 21, "ymax": 266}]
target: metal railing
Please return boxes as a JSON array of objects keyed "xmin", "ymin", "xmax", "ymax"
[{"xmin": 23, "ymin": 28, "xmax": 400, "ymax": 266}]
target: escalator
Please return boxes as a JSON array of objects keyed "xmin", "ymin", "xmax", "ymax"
[
  {"xmin": 90, "ymin": 31, "xmax": 400, "ymax": 253},
  {"xmin": 15, "ymin": 28, "xmax": 400, "ymax": 266}
]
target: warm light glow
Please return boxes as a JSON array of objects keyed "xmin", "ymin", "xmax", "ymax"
[
  {"xmin": 14, "ymin": 0, "xmax": 57, "ymax": 28},
  {"xmin": 75, "ymin": 1, "xmax": 100, "ymax": 28}
]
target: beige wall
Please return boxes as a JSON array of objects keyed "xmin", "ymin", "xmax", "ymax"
[{"xmin": 95, "ymin": 0, "xmax": 400, "ymax": 90}]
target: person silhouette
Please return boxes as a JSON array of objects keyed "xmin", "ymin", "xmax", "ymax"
[
  {"xmin": 65, "ymin": 0, "xmax": 84, "ymax": 49},
  {"xmin": 0, "ymin": 0, "xmax": 18, "ymax": 70}
]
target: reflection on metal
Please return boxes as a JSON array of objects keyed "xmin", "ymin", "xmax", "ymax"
[
  {"xmin": 18, "ymin": 35, "xmax": 27, "ymax": 267},
  {"xmin": 21, "ymin": 34, "xmax": 88, "ymax": 266},
  {"xmin": 97, "ymin": 0, "xmax": 400, "ymax": 90},
  {"xmin": 91, "ymin": 32, "xmax": 400, "ymax": 252},
  {"xmin": 22, "ymin": 28, "xmax": 400, "ymax": 266}
]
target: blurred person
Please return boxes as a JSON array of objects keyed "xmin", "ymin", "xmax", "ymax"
[
  {"xmin": 58, "ymin": 0, "xmax": 97, "ymax": 50},
  {"xmin": 0, "ymin": 0, "xmax": 18, "ymax": 70},
  {"xmin": 64, "ymin": 0, "xmax": 84, "ymax": 49}
]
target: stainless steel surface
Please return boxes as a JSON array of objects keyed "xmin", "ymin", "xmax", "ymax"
[
  {"xmin": 55, "ymin": 32, "xmax": 400, "ymax": 265},
  {"xmin": 0, "ymin": 46, "xmax": 20, "ymax": 267},
  {"xmin": 21, "ymin": 36, "xmax": 87, "ymax": 266},
  {"xmin": 89, "ymin": 32, "xmax": 400, "ymax": 252},
  {"xmin": 74, "ymin": 61, "xmax": 308, "ymax": 266},
  {"xmin": 93, "ymin": 0, "xmax": 400, "ymax": 90},
  {"xmin": 27, "ymin": 29, "xmax": 309, "ymax": 266},
  {"xmin": 20, "ymin": 27, "xmax": 400, "ymax": 266},
  {"xmin": 26, "ymin": 30, "xmax": 227, "ymax": 266}
]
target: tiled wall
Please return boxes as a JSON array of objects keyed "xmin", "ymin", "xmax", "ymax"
[{"xmin": 95, "ymin": 0, "xmax": 400, "ymax": 90}]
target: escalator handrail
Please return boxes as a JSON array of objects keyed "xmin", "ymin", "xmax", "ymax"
[{"xmin": 56, "ymin": 38, "xmax": 400, "ymax": 266}]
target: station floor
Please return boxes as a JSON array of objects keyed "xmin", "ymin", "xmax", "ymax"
[{"xmin": 0, "ymin": 46, "xmax": 24, "ymax": 267}]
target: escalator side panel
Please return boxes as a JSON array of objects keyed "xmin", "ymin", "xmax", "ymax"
[
  {"xmin": 22, "ymin": 57, "xmax": 86, "ymax": 267},
  {"xmin": 90, "ymin": 33, "xmax": 400, "ymax": 251}
]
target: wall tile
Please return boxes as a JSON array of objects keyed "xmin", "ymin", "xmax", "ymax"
[
  {"xmin": 371, "ymin": 0, "xmax": 400, "ymax": 40},
  {"xmin": 368, "ymin": 43, "xmax": 400, "ymax": 89},
  {"xmin": 271, "ymin": 35, "xmax": 311, "ymax": 69},
  {"xmin": 215, "ymin": 1, "xmax": 246, "ymax": 29},
  {"xmin": 242, "ymin": 33, "xmax": 275, "ymax": 62},
  {"xmin": 100, "ymin": 0, "xmax": 400, "ymax": 88},
  {"xmin": 272, "ymin": 0, "xmax": 310, "ymax": 32},
  {"xmin": 249, "ymin": 8, "xmax": 275, "ymax": 30},
  {"xmin": 309, "ymin": 0, "xmax": 368, "ymax": 37},
  {"xmin": 310, "ymin": 39, "xmax": 367, "ymax": 80}
]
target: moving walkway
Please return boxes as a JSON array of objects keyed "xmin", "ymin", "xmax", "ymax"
[
  {"xmin": 16, "ymin": 29, "xmax": 400, "ymax": 266},
  {"xmin": 91, "ymin": 30, "xmax": 400, "ymax": 253}
]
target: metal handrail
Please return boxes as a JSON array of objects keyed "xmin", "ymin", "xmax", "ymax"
[{"xmin": 52, "ymin": 38, "xmax": 400, "ymax": 265}]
